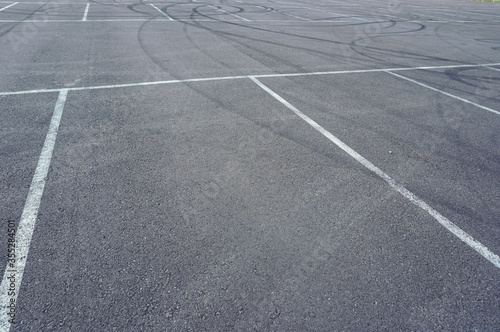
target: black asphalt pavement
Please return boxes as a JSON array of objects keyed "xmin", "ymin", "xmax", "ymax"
[{"xmin": 1, "ymin": 0, "xmax": 499, "ymax": 330}]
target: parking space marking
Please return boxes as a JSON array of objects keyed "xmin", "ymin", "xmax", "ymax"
[
  {"xmin": 278, "ymin": 11, "xmax": 312, "ymax": 21},
  {"xmin": 249, "ymin": 76, "xmax": 500, "ymax": 269},
  {"xmin": 421, "ymin": 7, "xmax": 500, "ymax": 19},
  {"xmin": 208, "ymin": 5, "xmax": 250, "ymax": 21},
  {"xmin": 1, "ymin": 1, "xmax": 499, "ymax": 329},
  {"xmin": 297, "ymin": 6, "xmax": 344, "ymax": 17},
  {"xmin": 408, "ymin": 20, "xmax": 497, "ymax": 23},
  {"xmin": 484, "ymin": 66, "xmax": 500, "ymax": 73},
  {"xmin": 0, "ymin": 0, "xmax": 108, "ymax": 3},
  {"xmin": 295, "ymin": 6, "xmax": 378, "ymax": 21},
  {"xmin": 3, "ymin": 62, "xmax": 500, "ymax": 97},
  {"xmin": 0, "ymin": 17, "xmax": 494, "ymax": 23},
  {"xmin": 0, "ymin": 2, "xmax": 17, "ymax": 12},
  {"xmin": 385, "ymin": 70, "xmax": 500, "ymax": 116},
  {"xmin": 82, "ymin": 3, "xmax": 89, "ymax": 21},
  {"xmin": 351, "ymin": 16, "xmax": 368, "ymax": 22},
  {"xmin": 0, "ymin": 18, "xmax": 156, "ymax": 22},
  {"xmin": 0, "ymin": 18, "xmax": 365, "ymax": 23},
  {"xmin": 0, "ymin": 89, "xmax": 69, "ymax": 331},
  {"xmin": 150, "ymin": 4, "xmax": 174, "ymax": 21}
]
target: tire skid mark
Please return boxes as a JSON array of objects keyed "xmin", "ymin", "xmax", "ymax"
[{"xmin": 0, "ymin": 1, "xmax": 49, "ymax": 40}]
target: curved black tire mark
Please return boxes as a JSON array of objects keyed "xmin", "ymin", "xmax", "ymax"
[{"xmin": 0, "ymin": 1, "xmax": 50, "ymax": 40}]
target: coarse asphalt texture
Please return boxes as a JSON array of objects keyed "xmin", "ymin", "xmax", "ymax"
[{"xmin": 0, "ymin": 0, "xmax": 500, "ymax": 330}]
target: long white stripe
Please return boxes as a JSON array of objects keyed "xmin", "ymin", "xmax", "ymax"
[
  {"xmin": 249, "ymin": 76, "xmax": 500, "ymax": 269},
  {"xmin": 0, "ymin": 18, "xmax": 322, "ymax": 23},
  {"xmin": 0, "ymin": 18, "xmax": 495, "ymax": 24},
  {"xmin": 0, "ymin": 90, "xmax": 69, "ymax": 331},
  {"xmin": 208, "ymin": 5, "xmax": 250, "ymax": 21},
  {"xmin": 297, "ymin": 6, "xmax": 343, "ymax": 17},
  {"xmin": 385, "ymin": 70, "xmax": 500, "ymax": 116},
  {"xmin": 0, "ymin": 18, "xmax": 175, "ymax": 23},
  {"xmin": 279, "ymin": 11, "xmax": 312, "ymax": 21},
  {"xmin": 150, "ymin": 4, "xmax": 174, "ymax": 21},
  {"xmin": 82, "ymin": 3, "xmax": 89, "ymax": 21},
  {"xmin": 484, "ymin": 66, "xmax": 500, "ymax": 73},
  {"xmin": 0, "ymin": 76, "xmax": 250, "ymax": 96},
  {"xmin": 351, "ymin": 16, "xmax": 368, "ymax": 22},
  {"xmin": 0, "ymin": 1, "xmax": 126, "ymax": 3},
  {"xmin": 2, "ymin": 63, "xmax": 500, "ymax": 97},
  {"xmin": 0, "ymin": 2, "xmax": 17, "ymax": 12},
  {"xmin": 252, "ymin": 63, "xmax": 500, "ymax": 78}
]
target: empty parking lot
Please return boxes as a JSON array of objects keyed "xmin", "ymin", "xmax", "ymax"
[{"xmin": 1, "ymin": 0, "xmax": 499, "ymax": 330}]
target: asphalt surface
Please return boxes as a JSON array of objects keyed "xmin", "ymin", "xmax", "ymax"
[{"xmin": 0, "ymin": 0, "xmax": 499, "ymax": 330}]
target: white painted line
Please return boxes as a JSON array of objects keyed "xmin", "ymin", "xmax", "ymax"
[
  {"xmin": 484, "ymin": 66, "xmax": 500, "ymax": 73},
  {"xmin": 82, "ymin": 3, "xmax": 89, "ymax": 22},
  {"xmin": 380, "ymin": 14, "xmax": 401, "ymax": 20},
  {"xmin": 310, "ymin": 20, "xmax": 355, "ymax": 23},
  {"xmin": 0, "ymin": 2, "xmax": 17, "ymax": 12},
  {"xmin": 0, "ymin": 0, "xmax": 131, "ymax": 3},
  {"xmin": 297, "ymin": 6, "xmax": 343, "ymax": 17},
  {"xmin": 351, "ymin": 16, "xmax": 368, "ymax": 22},
  {"xmin": 0, "ymin": 75, "xmax": 249, "ymax": 96},
  {"xmin": 465, "ymin": 10, "xmax": 500, "ymax": 18},
  {"xmin": 2, "ymin": 17, "xmax": 485, "ymax": 24},
  {"xmin": 253, "ymin": 63, "xmax": 500, "ymax": 79},
  {"xmin": 298, "ymin": 6, "xmax": 378, "ymax": 21},
  {"xmin": 280, "ymin": 11, "xmax": 312, "ymax": 21},
  {"xmin": 0, "ymin": 18, "xmax": 184, "ymax": 23},
  {"xmin": 0, "ymin": 18, "xmax": 358, "ymax": 23},
  {"xmin": 385, "ymin": 70, "xmax": 500, "ymax": 116},
  {"xmin": 390, "ymin": 63, "xmax": 500, "ymax": 72},
  {"xmin": 0, "ymin": 89, "xmax": 69, "ymax": 331},
  {"xmin": 150, "ymin": 4, "xmax": 173, "ymax": 21},
  {"xmin": 2, "ymin": 62, "xmax": 500, "ymax": 96},
  {"xmin": 298, "ymin": 6, "xmax": 367, "ymax": 21},
  {"xmin": 249, "ymin": 76, "xmax": 500, "ymax": 269},
  {"xmin": 208, "ymin": 5, "xmax": 250, "ymax": 21},
  {"xmin": 409, "ymin": 20, "xmax": 481, "ymax": 23}
]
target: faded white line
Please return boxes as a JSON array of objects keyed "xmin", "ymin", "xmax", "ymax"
[
  {"xmin": 249, "ymin": 76, "xmax": 500, "ymax": 269},
  {"xmin": 0, "ymin": 0, "xmax": 123, "ymax": 3},
  {"xmin": 409, "ymin": 20, "xmax": 499, "ymax": 24},
  {"xmin": 150, "ymin": 4, "xmax": 173, "ymax": 21},
  {"xmin": 351, "ymin": 16, "xmax": 368, "ymax": 22},
  {"xmin": 385, "ymin": 70, "xmax": 500, "ymax": 116},
  {"xmin": 484, "ymin": 66, "xmax": 500, "ymax": 73},
  {"xmin": 0, "ymin": 18, "xmax": 460, "ymax": 24},
  {"xmin": 2, "ymin": 63, "xmax": 500, "ymax": 96},
  {"xmin": 253, "ymin": 63, "xmax": 500, "ymax": 78},
  {"xmin": 0, "ymin": 2, "xmax": 17, "ymax": 12},
  {"xmin": 82, "ymin": 3, "xmax": 89, "ymax": 21},
  {"xmin": 208, "ymin": 5, "xmax": 250, "ymax": 21},
  {"xmin": 280, "ymin": 11, "xmax": 312, "ymax": 21},
  {"xmin": 297, "ymin": 6, "xmax": 344, "ymax": 17},
  {"xmin": 0, "ymin": 18, "xmax": 356, "ymax": 23},
  {"xmin": 0, "ymin": 18, "xmax": 198, "ymax": 22},
  {"xmin": 0, "ymin": 89, "xmax": 69, "ymax": 331},
  {"xmin": 0, "ymin": 75, "xmax": 249, "ymax": 96},
  {"xmin": 391, "ymin": 63, "xmax": 500, "ymax": 71},
  {"xmin": 298, "ymin": 6, "xmax": 379, "ymax": 21}
]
